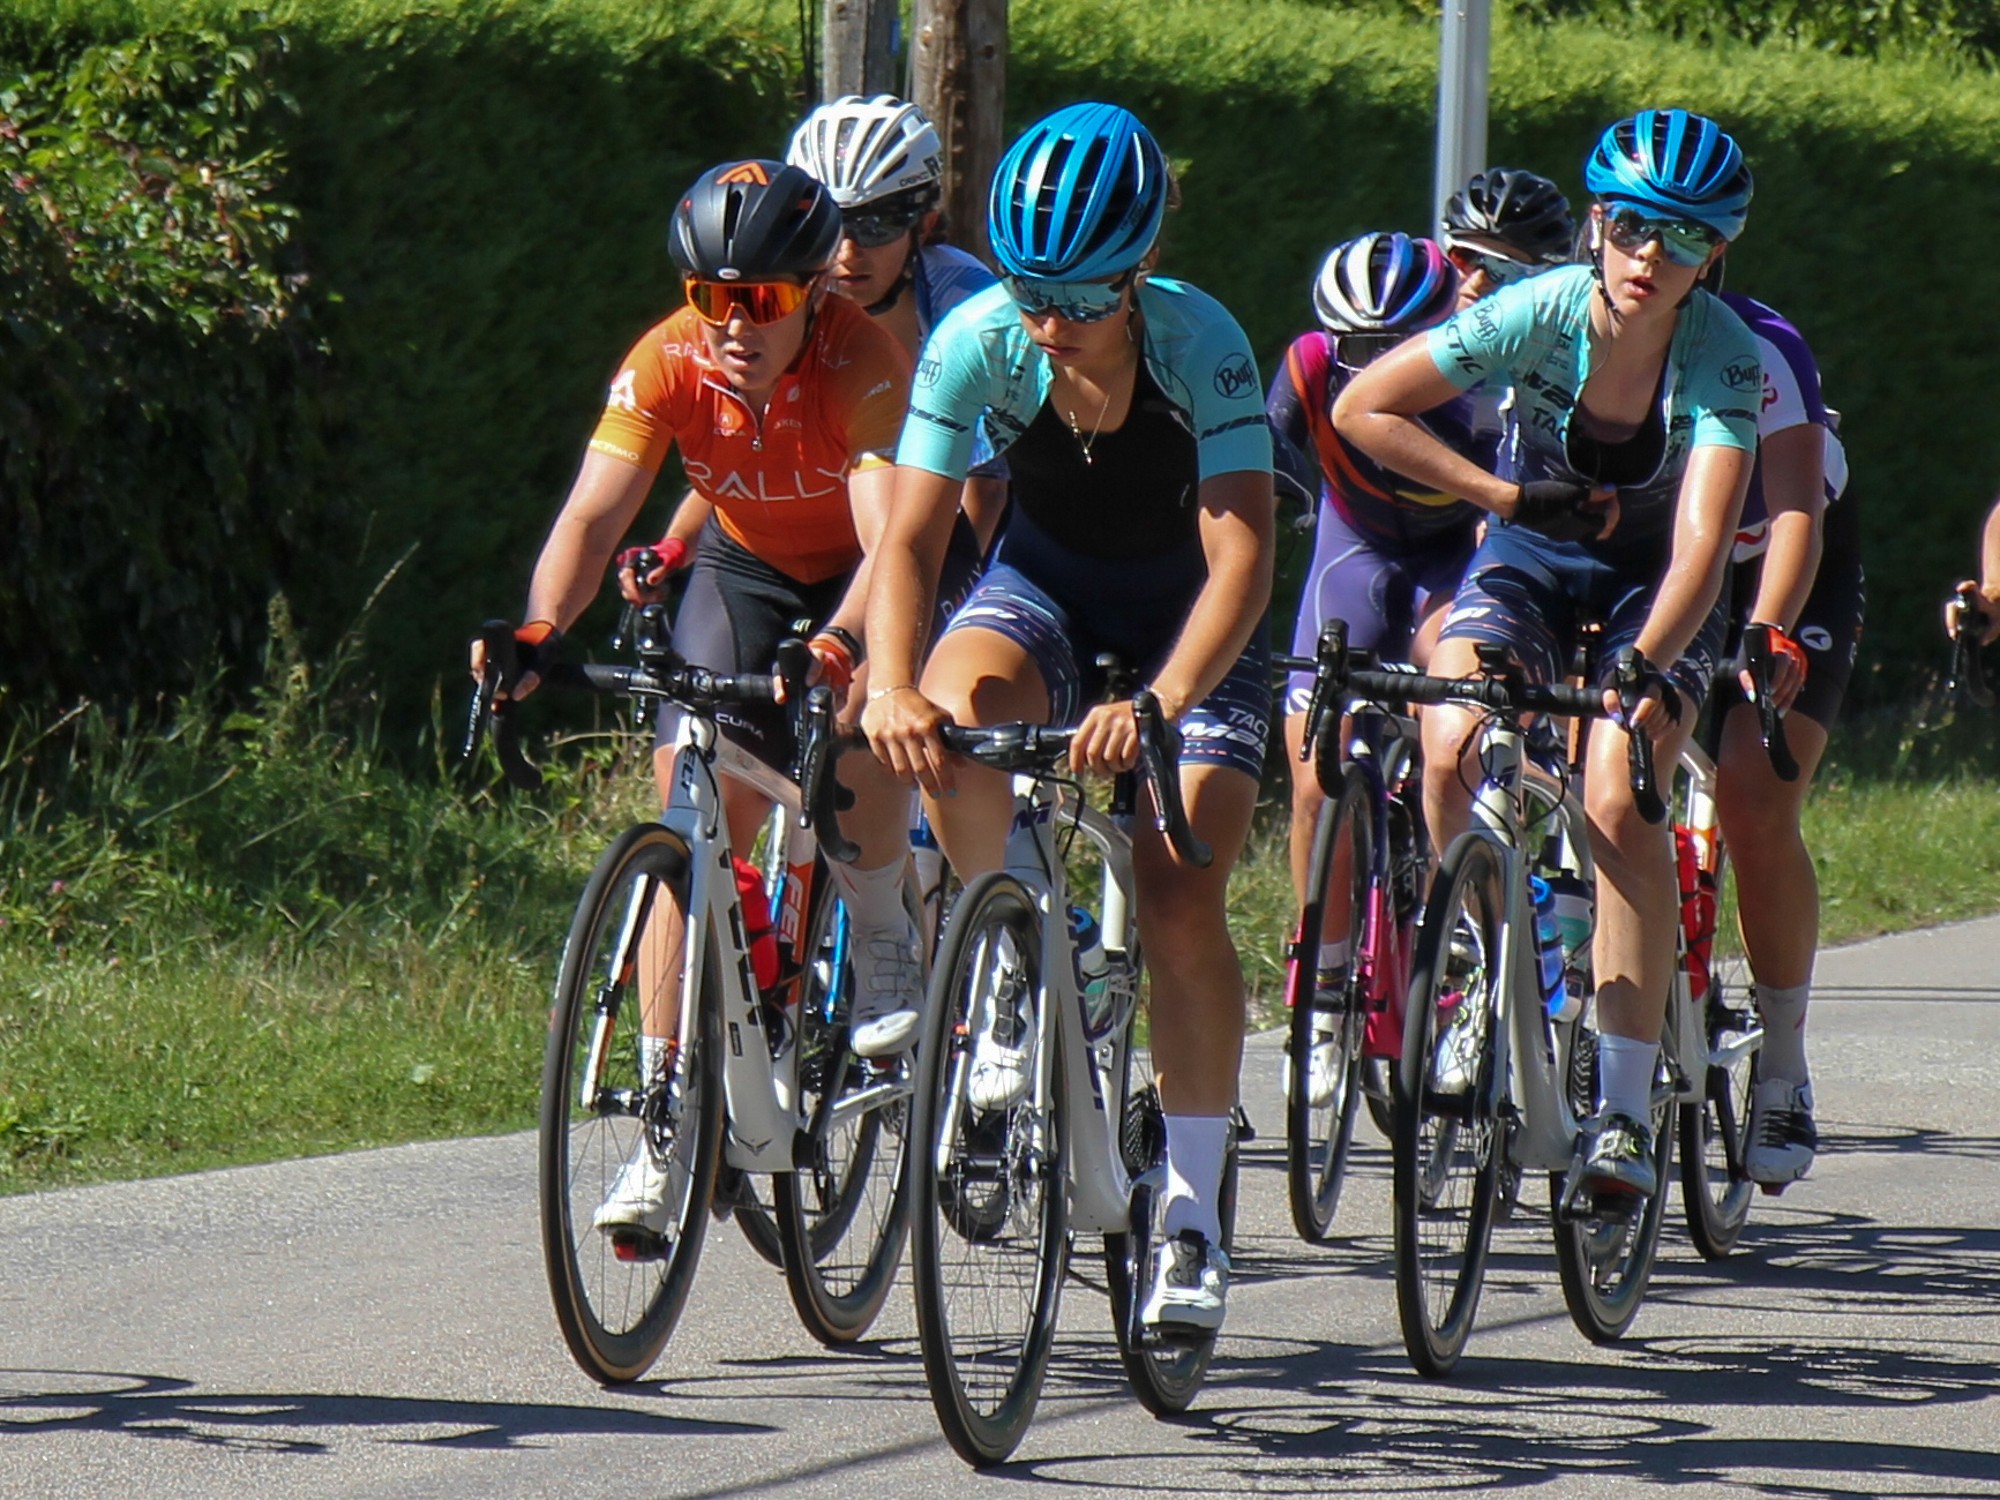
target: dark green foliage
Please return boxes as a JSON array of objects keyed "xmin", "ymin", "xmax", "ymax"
[
  {"xmin": 0, "ymin": 26, "xmax": 330, "ymax": 708},
  {"xmin": 1516, "ymin": 0, "xmax": 2000, "ymax": 68}
]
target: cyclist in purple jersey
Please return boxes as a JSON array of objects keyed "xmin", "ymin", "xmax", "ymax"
[
  {"xmin": 1709, "ymin": 289, "xmax": 1862, "ymax": 1185},
  {"xmin": 1334, "ymin": 109, "xmax": 1760, "ymax": 1206},
  {"xmin": 1270, "ymin": 234, "xmax": 1464, "ymax": 1105}
]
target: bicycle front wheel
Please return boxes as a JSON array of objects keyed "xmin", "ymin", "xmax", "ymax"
[
  {"xmin": 1286, "ymin": 765, "xmax": 1374, "ymax": 1243},
  {"xmin": 776, "ymin": 880, "xmax": 912, "ymax": 1344},
  {"xmin": 539, "ymin": 824, "xmax": 723, "ymax": 1384},
  {"xmin": 1678, "ymin": 849, "xmax": 1757, "ymax": 1258},
  {"xmin": 1552, "ymin": 1025, "xmax": 1673, "ymax": 1342},
  {"xmin": 908, "ymin": 871, "xmax": 1068, "ymax": 1467},
  {"xmin": 1392, "ymin": 833, "xmax": 1506, "ymax": 1379}
]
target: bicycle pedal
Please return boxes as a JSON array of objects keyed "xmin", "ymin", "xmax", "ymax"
[
  {"xmin": 609, "ymin": 1228, "xmax": 672, "ymax": 1263},
  {"xmin": 1757, "ymin": 1180, "xmax": 1791, "ymax": 1198},
  {"xmin": 1143, "ymin": 1322, "xmax": 1214, "ymax": 1352}
]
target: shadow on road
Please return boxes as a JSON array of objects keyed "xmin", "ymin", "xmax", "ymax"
[{"xmin": 0, "ymin": 1369, "xmax": 771, "ymax": 1453}]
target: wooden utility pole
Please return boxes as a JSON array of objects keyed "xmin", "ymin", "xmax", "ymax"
[
  {"xmin": 822, "ymin": 0, "xmax": 898, "ymax": 99},
  {"xmin": 912, "ymin": 0, "xmax": 1007, "ymax": 265}
]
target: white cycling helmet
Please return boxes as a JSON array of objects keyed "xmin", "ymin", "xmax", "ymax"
[{"xmin": 786, "ymin": 94, "xmax": 944, "ymax": 210}]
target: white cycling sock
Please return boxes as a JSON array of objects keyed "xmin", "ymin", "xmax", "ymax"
[
  {"xmin": 1595, "ymin": 1033, "xmax": 1657, "ymax": 1124},
  {"xmin": 828, "ymin": 853, "xmax": 908, "ymax": 931},
  {"xmin": 1755, "ymin": 981, "xmax": 1812, "ymax": 1087},
  {"xmin": 1161, "ymin": 1113, "xmax": 1229, "ymax": 1245},
  {"xmin": 1317, "ymin": 939, "xmax": 1352, "ymax": 973},
  {"xmin": 639, "ymin": 1034, "xmax": 672, "ymax": 1085}
]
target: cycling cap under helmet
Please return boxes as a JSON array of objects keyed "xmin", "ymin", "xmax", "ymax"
[
  {"xmin": 670, "ymin": 160, "xmax": 842, "ymax": 281},
  {"xmin": 1443, "ymin": 167, "xmax": 1575, "ymax": 265},
  {"xmin": 988, "ymin": 102, "xmax": 1169, "ymax": 281},
  {"xmin": 1584, "ymin": 109, "xmax": 1753, "ymax": 241},
  {"xmin": 1313, "ymin": 232, "xmax": 1459, "ymax": 335},
  {"xmin": 786, "ymin": 94, "xmax": 944, "ymax": 214}
]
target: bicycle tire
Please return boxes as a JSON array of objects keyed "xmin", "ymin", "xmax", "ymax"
[
  {"xmin": 908, "ymin": 871, "xmax": 1068, "ymax": 1467},
  {"xmin": 1285, "ymin": 765, "xmax": 1373, "ymax": 1242},
  {"xmin": 1392, "ymin": 832, "xmax": 1506, "ymax": 1379},
  {"xmin": 725, "ymin": 1174, "xmax": 786, "ymax": 1266},
  {"xmin": 539, "ymin": 824, "xmax": 724, "ymax": 1384},
  {"xmin": 1678, "ymin": 838, "xmax": 1758, "ymax": 1258},
  {"xmin": 776, "ymin": 879, "xmax": 913, "ymax": 1344},
  {"xmin": 1551, "ymin": 1022, "xmax": 1674, "ymax": 1342},
  {"xmin": 1106, "ymin": 1062, "xmax": 1240, "ymax": 1416}
]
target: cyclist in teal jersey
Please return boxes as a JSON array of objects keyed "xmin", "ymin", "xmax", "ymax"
[
  {"xmin": 1334, "ymin": 109, "xmax": 1761, "ymax": 1205},
  {"xmin": 863, "ymin": 103, "xmax": 1274, "ymax": 1336}
]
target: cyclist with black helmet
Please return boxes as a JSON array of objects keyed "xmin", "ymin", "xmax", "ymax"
[
  {"xmin": 627, "ymin": 96, "xmax": 1004, "ymax": 600},
  {"xmin": 1267, "ymin": 232, "xmax": 1469, "ymax": 1104},
  {"xmin": 1708, "ymin": 289, "xmax": 1861, "ymax": 1187},
  {"xmin": 862, "ymin": 102, "xmax": 1275, "ymax": 1336},
  {"xmin": 1439, "ymin": 166, "xmax": 1576, "ymax": 313},
  {"xmin": 1335, "ymin": 108, "xmax": 1762, "ymax": 1208},
  {"xmin": 473, "ymin": 158, "xmax": 927, "ymax": 1237}
]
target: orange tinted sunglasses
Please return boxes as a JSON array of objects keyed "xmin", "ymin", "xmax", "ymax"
[{"xmin": 684, "ymin": 276, "xmax": 814, "ymax": 326}]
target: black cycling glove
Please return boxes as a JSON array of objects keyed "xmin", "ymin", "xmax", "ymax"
[{"xmin": 1513, "ymin": 480, "xmax": 1603, "ymax": 543}]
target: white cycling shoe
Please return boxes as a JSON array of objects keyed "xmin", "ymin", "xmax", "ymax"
[{"xmin": 849, "ymin": 915, "xmax": 926, "ymax": 1058}]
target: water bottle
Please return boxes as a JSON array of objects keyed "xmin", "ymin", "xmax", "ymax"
[
  {"xmin": 1528, "ymin": 876, "xmax": 1567, "ymax": 1019},
  {"xmin": 1068, "ymin": 905, "xmax": 1112, "ymax": 1036},
  {"xmin": 1546, "ymin": 868, "xmax": 1593, "ymax": 962}
]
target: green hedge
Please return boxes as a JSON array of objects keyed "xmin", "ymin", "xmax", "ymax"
[{"xmin": 4, "ymin": 0, "xmax": 1996, "ymax": 725}]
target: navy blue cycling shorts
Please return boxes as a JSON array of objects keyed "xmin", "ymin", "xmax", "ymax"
[
  {"xmin": 941, "ymin": 563, "xmax": 1271, "ymax": 783},
  {"xmin": 1438, "ymin": 521, "xmax": 1728, "ymax": 707}
]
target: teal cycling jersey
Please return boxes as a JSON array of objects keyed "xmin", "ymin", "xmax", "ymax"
[
  {"xmin": 898, "ymin": 275, "xmax": 1273, "ymax": 484},
  {"xmin": 1425, "ymin": 264, "xmax": 1760, "ymax": 556}
]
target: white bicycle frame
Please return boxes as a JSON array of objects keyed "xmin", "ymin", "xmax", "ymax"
[
  {"xmin": 934, "ymin": 773, "xmax": 1148, "ymax": 1235},
  {"xmin": 655, "ymin": 712, "xmax": 814, "ymax": 1173}
]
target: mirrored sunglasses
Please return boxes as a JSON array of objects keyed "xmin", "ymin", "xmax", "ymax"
[
  {"xmin": 1333, "ymin": 332, "xmax": 1403, "ymax": 370},
  {"xmin": 683, "ymin": 276, "xmax": 814, "ymax": 327},
  {"xmin": 1601, "ymin": 205, "xmax": 1720, "ymax": 268},
  {"xmin": 1448, "ymin": 244, "xmax": 1537, "ymax": 287},
  {"xmin": 841, "ymin": 207, "xmax": 923, "ymax": 249},
  {"xmin": 1000, "ymin": 269, "xmax": 1134, "ymax": 324}
]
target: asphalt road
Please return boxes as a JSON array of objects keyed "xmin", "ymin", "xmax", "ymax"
[{"xmin": 5, "ymin": 916, "xmax": 2000, "ymax": 1498}]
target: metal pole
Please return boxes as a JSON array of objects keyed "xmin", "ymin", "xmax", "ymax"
[
  {"xmin": 1433, "ymin": 0, "xmax": 1492, "ymax": 232},
  {"xmin": 823, "ymin": 0, "xmax": 898, "ymax": 99}
]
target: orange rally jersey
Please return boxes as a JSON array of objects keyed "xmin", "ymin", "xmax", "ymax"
[{"xmin": 586, "ymin": 296, "xmax": 912, "ymax": 583}]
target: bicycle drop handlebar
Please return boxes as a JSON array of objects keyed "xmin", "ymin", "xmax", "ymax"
[
  {"xmin": 464, "ymin": 615, "xmax": 855, "ymax": 859},
  {"xmin": 1947, "ymin": 582, "xmax": 1996, "ymax": 710}
]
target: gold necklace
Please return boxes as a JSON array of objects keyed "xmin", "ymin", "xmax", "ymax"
[{"xmin": 1060, "ymin": 380, "xmax": 1114, "ymax": 466}]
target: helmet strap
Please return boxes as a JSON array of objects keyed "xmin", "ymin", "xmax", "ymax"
[{"xmin": 862, "ymin": 241, "xmax": 919, "ymax": 317}]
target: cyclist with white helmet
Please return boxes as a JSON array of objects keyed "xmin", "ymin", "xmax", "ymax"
[
  {"xmin": 1268, "ymin": 232, "xmax": 1468, "ymax": 1100},
  {"xmin": 863, "ymin": 102, "xmax": 1275, "ymax": 1336},
  {"xmin": 1335, "ymin": 108, "xmax": 1763, "ymax": 1208},
  {"xmin": 625, "ymin": 95, "xmax": 1003, "ymax": 600}
]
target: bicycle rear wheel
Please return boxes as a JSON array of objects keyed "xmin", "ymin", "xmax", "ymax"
[
  {"xmin": 539, "ymin": 824, "xmax": 723, "ymax": 1384},
  {"xmin": 1678, "ymin": 848, "xmax": 1758, "ymax": 1258},
  {"xmin": 1106, "ymin": 1066, "xmax": 1240, "ymax": 1416},
  {"xmin": 1392, "ymin": 833, "xmax": 1506, "ymax": 1379},
  {"xmin": 909, "ymin": 871, "xmax": 1068, "ymax": 1467},
  {"xmin": 776, "ymin": 882, "xmax": 913, "ymax": 1344},
  {"xmin": 1552, "ymin": 1026, "xmax": 1673, "ymax": 1342},
  {"xmin": 1286, "ymin": 766, "xmax": 1373, "ymax": 1243}
]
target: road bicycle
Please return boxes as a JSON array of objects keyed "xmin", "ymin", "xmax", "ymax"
[
  {"xmin": 1275, "ymin": 648, "xmax": 1427, "ymax": 1242},
  {"xmin": 470, "ymin": 610, "xmax": 911, "ymax": 1382},
  {"xmin": 885, "ymin": 692, "xmax": 1232, "ymax": 1466}
]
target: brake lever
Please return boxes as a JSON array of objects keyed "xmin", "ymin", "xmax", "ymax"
[
  {"xmin": 467, "ymin": 621, "xmax": 544, "ymax": 792},
  {"xmin": 1133, "ymin": 690, "xmax": 1212, "ymax": 869},
  {"xmin": 1610, "ymin": 651, "xmax": 1667, "ymax": 826},
  {"xmin": 1948, "ymin": 584, "xmax": 1996, "ymax": 710},
  {"xmin": 611, "ymin": 547, "xmax": 662, "ymax": 652},
  {"xmin": 1741, "ymin": 625, "xmax": 1800, "ymax": 782}
]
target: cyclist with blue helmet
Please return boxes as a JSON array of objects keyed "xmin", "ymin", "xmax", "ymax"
[
  {"xmin": 1334, "ymin": 108, "xmax": 1762, "ymax": 1208},
  {"xmin": 1268, "ymin": 232, "xmax": 1469, "ymax": 1104},
  {"xmin": 863, "ymin": 102, "xmax": 1275, "ymax": 1335}
]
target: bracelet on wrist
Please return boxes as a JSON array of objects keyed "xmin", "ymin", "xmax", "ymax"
[
  {"xmin": 814, "ymin": 623, "xmax": 863, "ymax": 665},
  {"xmin": 866, "ymin": 682, "xmax": 919, "ymax": 703}
]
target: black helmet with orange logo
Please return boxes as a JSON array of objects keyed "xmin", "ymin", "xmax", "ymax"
[{"xmin": 669, "ymin": 159, "xmax": 842, "ymax": 281}]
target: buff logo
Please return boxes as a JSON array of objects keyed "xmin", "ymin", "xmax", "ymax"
[
  {"xmin": 1212, "ymin": 355, "xmax": 1256, "ymax": 399},
  {"xmin": 916, "ymin": 355, "xmax": 942, "ymax": 388},
  {"xmin": 1471, "ymin": 303, "xmax": 1500, "ymax": 341},
  {"xmin": 1722, "ymin": 360, "xmax": 1761, "ymax": 392}
]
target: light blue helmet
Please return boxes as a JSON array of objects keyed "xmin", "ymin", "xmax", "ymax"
[
  {"xmin": 1584, "ymin": 108, "xmax": 1753, "ymax": 241},
  {"xmin": 988, "ymin": 102, "xmax": 1169, "ymax": 280}
]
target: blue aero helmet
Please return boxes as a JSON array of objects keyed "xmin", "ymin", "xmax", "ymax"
[
  {"xmin": 988, "ymin": 102, "xmax": 1170, "ymax": 281},
  {"xmin": 1584, "ymin": 107, "xmax": 1753, "ymax": 242}
]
